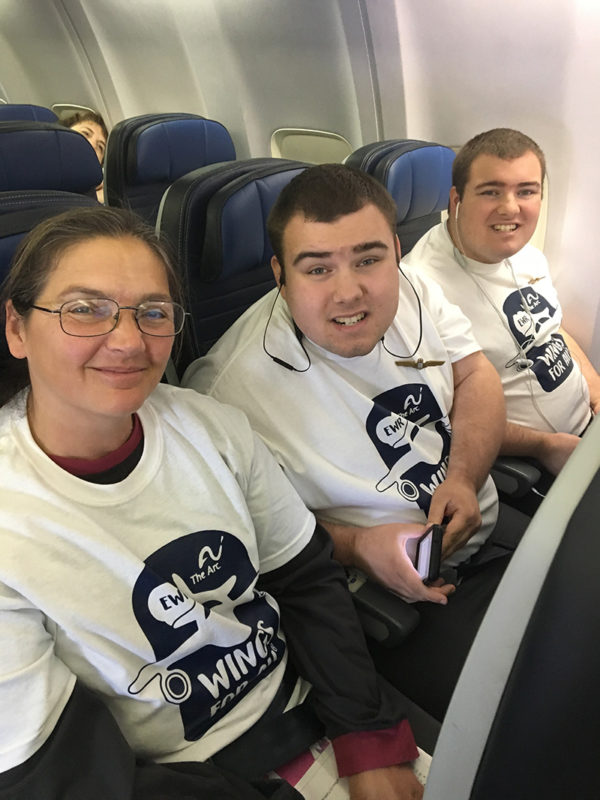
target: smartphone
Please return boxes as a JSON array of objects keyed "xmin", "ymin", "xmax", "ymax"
[{"xmin": 405, "ymin": 524, "xmax": 444, "ymax": 582}]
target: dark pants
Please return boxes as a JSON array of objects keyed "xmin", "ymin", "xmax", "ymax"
[
  {"xmin": 368, "ymin": 553, "xmax": 512, "ymax": 722},
  {"xmin": 368, "ymin": 501, "xmax": 530, "ymax": 722}
]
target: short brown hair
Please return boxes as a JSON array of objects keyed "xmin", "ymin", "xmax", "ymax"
[
  {"xmin": 452, "ymin": 128, "xmax": 546, "ymax": 198},
  {"xmin": 61, "ymin": 110, "xmax": 109, "ymax": 142},
  {"xmin": 267, "ymin": 163, "xmax": 397, "ymax": 276},
  {"xmin": 4, "ymin": 206, "xmax": 181, "ymax": 316}
]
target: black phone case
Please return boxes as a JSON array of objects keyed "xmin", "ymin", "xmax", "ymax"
[{"xmin": 416, "ymin": 523, "xmax": 444, "ymax": 582}]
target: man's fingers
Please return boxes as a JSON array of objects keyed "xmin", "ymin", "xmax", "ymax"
[
  {"xmin": 401, "ymin": 579, "xmax": 455, "ymax": 605},
  {"xmin": 422, "ymin": 583, "xmax": 455, "ymax": 605},
  {"xmin": 426, "ymin": 493, "xmax": 446, "ymax": 525}
]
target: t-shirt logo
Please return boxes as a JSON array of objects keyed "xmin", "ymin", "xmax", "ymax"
[
  {"xmin": 366, "ymin": 384, "xmax": 451, "ymax": 512},
  {"xmin": 502, "ymin": 289, "xmax": 574, "ymax": 391},
  {"xmin": 129, "ymin": 530, "xmax": 284, "ymax": 740}
]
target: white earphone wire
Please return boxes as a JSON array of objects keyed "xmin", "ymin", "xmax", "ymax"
[{"xmin": 452, "ymin": 232, "xmax": 560, "ymax": 431}]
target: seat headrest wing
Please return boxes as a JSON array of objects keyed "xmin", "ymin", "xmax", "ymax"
[
  {"xmin": 0, "ymin": 104, "xmax": 58, "ymax": 123},
  {"xmin": 201, "ymin": 164, "xmax": 307, "ymax": 280},
  {"xmin": 130, "ymin": 118, "xmax": 235, "ymax": 185},
  {"xmin": 0, "ymin": 122, "xmax": 102, "ymax": 193},
  {"xmin": 376, "ymin": 143, "xmax": 455, "ymax": 222}
]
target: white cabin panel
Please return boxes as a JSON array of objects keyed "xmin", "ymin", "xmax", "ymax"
[
  {"xmin": 0, "ymin": 0, "xmax": 108, "ymax": 117},
  {"xmin": 61, "ymin": 0, "xmax": 384, "ymax": 159}
]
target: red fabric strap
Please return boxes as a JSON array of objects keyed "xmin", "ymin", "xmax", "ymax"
[{"xmin": 332, "ymin": 718, "xmax": 418, "ymax": 777}]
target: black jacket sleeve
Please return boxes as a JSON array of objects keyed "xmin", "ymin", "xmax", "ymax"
[
  {"xmin": 0, "ymin": 682, "xmax": 135, "ymax": 800},
  {"xmin": 257, "ymin": 523, "xmax": 409, "ymax": 739},
  {"xmin": 0, "ymin": 683, "xmax": 299, "ymax": 800}
]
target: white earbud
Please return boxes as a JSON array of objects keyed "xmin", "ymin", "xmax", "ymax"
[
  {"xmin": 455, "ymin": 201, "xmax": 460, "ymax": 220},
  {"xmin": 505, "ymin": 354, "xmax": 534, "ymax": 371}
]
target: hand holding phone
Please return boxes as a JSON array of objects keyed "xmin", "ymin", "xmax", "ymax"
[{"xmin": 405, "ymin": 524, "xmax": 444, "ymax": 582}]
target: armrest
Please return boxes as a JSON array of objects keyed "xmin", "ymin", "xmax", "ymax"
[
  {"xmin": 491, "ymin": 456, "xmax": 542, "ymax": 498},
  {"xmin": 346, "ymin": 568, "xmax": 420, "ymax": 648}
]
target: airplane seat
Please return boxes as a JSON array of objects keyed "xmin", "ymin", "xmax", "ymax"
[
  {"xmin": 0, "ymin": 121, "xmax": 103, "ymax": 195},
  {"xmin": 156, "ymin": 157, "xmax": 310, "ymax": 373},
  {"xmin": 424, "ymin": 413, "xmax": 600, "ymax": 799},
  {"xmin": 346, "ymin": 138, "xmax": 455, "ymax": 254},
  {"xmin": 0, "ymin": 103, "xmax": 58, "ymax": 123},
  {"xmin": 0, "ymin": 120, "xmax": 104, "ymax": 390},
  {"xmin": 104, "ymin": 113, "xmax": 236, "ymax": 224},
  {"xmin": 0, "ymin": 190, "xmax": 100, "ymax": 276},
  {"xmin": 0, "ymin": 189, "xmax": 101, "ymax": 405}
]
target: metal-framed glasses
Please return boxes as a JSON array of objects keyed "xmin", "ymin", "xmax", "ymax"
[{"xmin": 31, "ymin": 298, "xmax": 188, "ymax": 338}]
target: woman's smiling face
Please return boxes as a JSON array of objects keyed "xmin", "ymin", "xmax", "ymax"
[{"xmin": 6, "ymin": 235, "xmax": 174, "ymax": 454}]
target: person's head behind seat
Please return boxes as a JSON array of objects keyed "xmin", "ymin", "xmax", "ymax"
[
  {"xmin": 452, "ymin": 128, "xmax": 546, "ymax": 201},
  {"xmin": 267, "ymin": 163, "xmax": 397, "ymax": 282},
  {"xmin": 62, "ymin": 110, "xmax": 109, "ymax": 164}
]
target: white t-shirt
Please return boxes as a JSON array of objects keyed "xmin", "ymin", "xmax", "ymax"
[
  {"xmin": 405, "ymin": 223, "xmax": 591, "ymax": 434},
  {"xmin": 0, "ymin": 384, "xmax": 315, "ymax": 771},
  {"xmin": 184, "ymin": 268, "xmax": 498, "ymax": 565}
]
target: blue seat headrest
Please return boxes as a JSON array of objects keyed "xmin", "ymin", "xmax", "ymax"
[
  {"xmin": 131, "ymin": 118, "xmax": 235, "ymax": 185},
  {"xmin": 0, "ymin": 189, "xmax": 101, "ymax": 374},
  {"xmin": 203, "ymin": 167, "xmax": 306, "ymax": 279},
  {"xmin": 347, "ymin": 138, "xmax": 455, "ymax": 253},
  {"xmin": 378, "ymin": 144, "xmax": 455, "ymax": 222},
  {"xmin": 0, "ymin": 104, "xmax": 58, "ymax": 123},
  {"xmin": 0, "ymin": 189, "xmax": 100, "ymax": 279},
  {"xmin": 0, "ymin": 122, "xmax": 102, "ymax": 193},
  {"xmin": 156, "ymin": 158, "xmax": 308, "ymax": 367}
]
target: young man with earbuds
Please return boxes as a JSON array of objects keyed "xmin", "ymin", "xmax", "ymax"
[
  {"xmin": 185, "ymin": 164, "xmax": 528, "ymax": 727},
  {"xmin": 405, "ymin": 128, "xmax": 600, "ymax": 485}
]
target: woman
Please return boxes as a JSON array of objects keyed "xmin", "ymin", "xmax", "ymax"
[
  {"xmin": 62, "ymin": 110, "xmax": 108, "ymax": 202},
  {"xmin": 0, "ymin": 206, "xmax": 422, "ymax": 800}
]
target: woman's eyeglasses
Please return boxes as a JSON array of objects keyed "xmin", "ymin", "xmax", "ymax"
[{"xmin": 30, "ymin": 298, "xmax": 188, "ymax": 338}]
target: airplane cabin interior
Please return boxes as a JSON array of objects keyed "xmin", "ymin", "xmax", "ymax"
[{"xmin": 1, "ymin": 1, "xmax": 599, "ymax": 798}]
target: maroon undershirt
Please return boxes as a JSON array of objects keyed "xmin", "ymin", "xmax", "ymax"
[{"xmin": 49, "ymin": 413, "xmax": 144, "ymax": 483}]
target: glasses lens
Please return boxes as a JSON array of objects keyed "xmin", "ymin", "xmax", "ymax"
[
  {"xmin": 136, "ymin": 302, "xmax": 185, "ymax": 336},
  {"xmin": 60, "ymin": 298, "xmax": 118, "ymax": 336}
]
